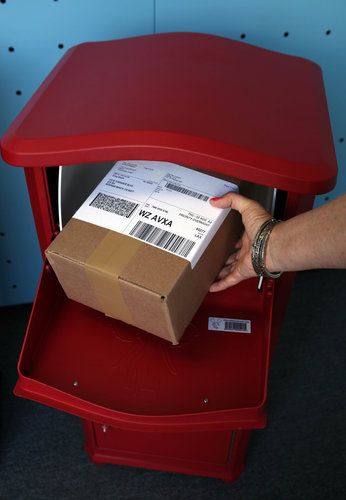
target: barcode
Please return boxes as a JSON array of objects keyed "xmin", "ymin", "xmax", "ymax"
[
  {"xmin": 208, "ymin": 317, "xmax": 251, "ymax": 333},
  {"xmin": 129, "ymin": 221, "xmax": 195, "ymax": 257},
  {"xmin": 165, "ymin": 183, "xmax": 209, "ymax": 202},
  {"xmin": 224, "ymin": 321, "xmax": 248, "ymax": 331},
  {"xmin": 90, "ymin": 193, "xmax": 138, "ymax": 218}
]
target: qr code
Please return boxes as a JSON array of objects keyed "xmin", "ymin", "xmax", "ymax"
[{"xmin": 89, "ymin": 193, "xmax": 138, "ymax": 218}]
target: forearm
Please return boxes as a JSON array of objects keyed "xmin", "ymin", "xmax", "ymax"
[{"xmin": 267, "ymin": 194, "xmax": 346, "ymax": 273}]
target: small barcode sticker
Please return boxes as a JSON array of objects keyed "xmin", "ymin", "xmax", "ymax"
[
  {"xmin": 165, "ymin": 183, "xmax": 209, "ymax": 202},
  {"xmin": 129, "ymin": 221, "xmax": 196, "ymax": 257},
  {"xmin": 90, "ymin": 193, "xmax": 138, "ymax": 218},
  {"xmin": 208, "ymin": 317, "xmax": 252, "ymax": 333}
]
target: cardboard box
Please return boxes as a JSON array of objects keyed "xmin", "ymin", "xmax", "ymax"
[{"xmin": 46, "ymin": 161, "xmax": 243, "ymax": 344}]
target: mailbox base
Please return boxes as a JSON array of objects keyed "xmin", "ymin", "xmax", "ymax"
[{"xmin": 82, "ymin": 420, "xmax": 252, "ymax": 482}]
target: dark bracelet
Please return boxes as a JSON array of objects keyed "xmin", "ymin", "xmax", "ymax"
[{"xmin": 251, "ymin": 218, "xmax": 282, "ymax": 279}]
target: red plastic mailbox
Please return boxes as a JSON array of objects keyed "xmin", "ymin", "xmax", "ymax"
[{"xmin": 0, "ymin": 33, "xmax": 337, "ymax": 481}]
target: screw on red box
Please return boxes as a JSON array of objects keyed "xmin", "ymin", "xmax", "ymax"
[{"xmin": 0, "ymin": 33, "xmax": 337, "ymax": 481}]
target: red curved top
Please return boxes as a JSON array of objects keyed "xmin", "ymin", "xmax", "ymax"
[{"xmin": 0, "ymin": 32, "xmax": 337, "ymax": 194}]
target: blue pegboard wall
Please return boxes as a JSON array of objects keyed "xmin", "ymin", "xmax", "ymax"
[
  {"xmin": 0, "ymin": 0, "xmax": 345, "ymax": 306},
  {"xmin": 0, "ymin": 0, "xmax": 154, "ymax": 306}
]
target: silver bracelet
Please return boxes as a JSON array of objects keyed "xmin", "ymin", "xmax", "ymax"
[{"xmin": 251, "ymin": 218, "xmax": 282, "ymax": 279}]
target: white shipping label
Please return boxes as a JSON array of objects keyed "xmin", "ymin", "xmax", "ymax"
[
  {"xmin": 73, "ymin": 160, "xmax": 238, "ymax": 268},
  {"xmin": 208, "ymin": 317, "xmax": 252, "ymax": 333}
]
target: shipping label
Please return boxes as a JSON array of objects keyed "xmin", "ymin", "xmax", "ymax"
[{"xmin": 73, "ymin": 160, "xmax": 238, "ymax": 268}]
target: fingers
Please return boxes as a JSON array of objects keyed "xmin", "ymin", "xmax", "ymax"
[
  {"xmin": 211, "ymin": 257, "xmax": 246, "ymax": 292},
  {"xmin": 209, "ymin": 266, "xmax": 245, "ymax": 292},
  {"xmin": 217, "ymin": 264, "xmax": 232, "ymax": 279},
  {"xmin": 226, "ymin": 252, "xmax": 238, "ymax": 265},
  {"xmin": 210, "ymin": 251, "xmax": 257, "ymax": 292},
  {"xmin": 235, "ymin": 237, "xmax": 242, "ymax": 249},
  {"xmin": 209, "ymin": 192, "xmax": 271, "ymax": 291}
]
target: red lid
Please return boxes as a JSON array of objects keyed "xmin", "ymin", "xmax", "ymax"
[{"xmin": 0, "ymin": 32, "xmax": 337, "ymax": 194}]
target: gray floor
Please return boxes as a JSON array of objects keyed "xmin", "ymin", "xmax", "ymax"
[{"xmin": 1, "ymin": 269, "xmax": 346, "ymax": 500}]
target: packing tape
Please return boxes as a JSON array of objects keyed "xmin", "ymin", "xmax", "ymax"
[{"xmin": 85, "ymin": 231, "xmax": 142, "ymax": 323}]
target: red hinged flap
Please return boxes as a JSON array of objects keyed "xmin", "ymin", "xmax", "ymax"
[
  {"xmin": 14, "ymin": 262, "xmax": 274, "ymax": 432},
  {"xmin": 0, "ymin": 32, "xmax": 337, "ymax": 194}
]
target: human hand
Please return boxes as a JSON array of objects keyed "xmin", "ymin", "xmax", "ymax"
[{"xmin": 209, "ymin": 192, "xmax": 273, "ymax": 292}]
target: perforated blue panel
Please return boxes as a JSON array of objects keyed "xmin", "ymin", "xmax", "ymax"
[
  {"xmin": 155, "ymin": 0, "xmax": 346, "ymax": 204},
  {"xmin": 0, "ymin": 1, "xmax": 344, "ymax": 305},
  {"xmin": 0, "ymin": 0, "xmax": 154, "ymax": 306}
]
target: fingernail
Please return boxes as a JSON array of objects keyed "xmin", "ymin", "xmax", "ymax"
[{"xmin": 210, "ymin": 197, "xmax": 220, "ymax": 201}]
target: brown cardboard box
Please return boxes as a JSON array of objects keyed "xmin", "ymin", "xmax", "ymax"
[{"xmin": 45, "ymin": 207, "xmax": 242, "ymax": 344}]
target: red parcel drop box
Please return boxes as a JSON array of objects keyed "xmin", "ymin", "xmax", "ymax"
[{"xmin": 0, "ymin": 33, "xmax": 337, "ymax": 481}]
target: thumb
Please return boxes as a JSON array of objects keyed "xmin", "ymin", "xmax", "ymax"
[{"xmin": 210, "ymin": 192, "xmax": 259, "ymax": 214}]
